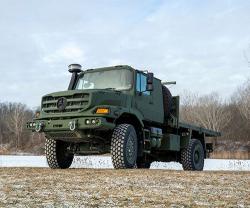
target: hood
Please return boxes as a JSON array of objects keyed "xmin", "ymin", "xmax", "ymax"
[{"xmin": 40, "ymin": 89, "xmax": 129, "ymax": 116}]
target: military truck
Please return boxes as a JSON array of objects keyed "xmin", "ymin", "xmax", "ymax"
[{"xmin": 27, "ymin": 64, "xmax": 220, "ymax": 170}]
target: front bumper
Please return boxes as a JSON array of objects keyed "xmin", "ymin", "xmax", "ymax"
[{"xmin": 27, "ymin": 117, "xmax": 115, "ymax": 132}]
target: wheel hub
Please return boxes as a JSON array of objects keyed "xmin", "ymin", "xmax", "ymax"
[
  {"xmin": 193, "ymin": 144, "xmax": 202, "ymax": 166},
  {"xmin": 126, "ymin": 133, "xmax": 136, "ymax": 164}
]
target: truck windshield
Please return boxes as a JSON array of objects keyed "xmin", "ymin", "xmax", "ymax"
[{"xmin": 75, "ymin": 69, "xmax": 133, "ymax": 90}]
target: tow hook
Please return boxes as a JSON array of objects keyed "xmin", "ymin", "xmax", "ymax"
[
  {"xmin": 69, "ymin": 120, "xmax": 77, "ymax": 131},
  {"xmin": 35, "ymin": 122, "xmax": 45, "ymax": 132}
]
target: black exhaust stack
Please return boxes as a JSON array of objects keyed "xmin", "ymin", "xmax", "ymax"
[{"xmin": 68, "ymin": 64, "xmax": 82, "ymax": 90}]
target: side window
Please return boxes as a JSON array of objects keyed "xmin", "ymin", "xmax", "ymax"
[
  {"xmin": 136, "ymin": 73, "xmax": 150, "ymax": 96},
  {"xmin": 136, "ymin": 73, "xmax": 141, "ymax": 92}
]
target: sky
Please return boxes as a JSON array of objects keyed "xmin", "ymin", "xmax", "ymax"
[{"xmin": 0, "ymin": 0, "xmax": 250, "ymax": 108}]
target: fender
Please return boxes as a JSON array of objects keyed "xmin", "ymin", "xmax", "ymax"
[{"xmin": 112, "ymin": 107, "xmax": 144, "ymax": 128}]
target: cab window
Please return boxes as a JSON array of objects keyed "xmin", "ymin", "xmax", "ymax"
[{"xmin": 136, "ymin": 73, "xmax": 150, "ymax": 95}]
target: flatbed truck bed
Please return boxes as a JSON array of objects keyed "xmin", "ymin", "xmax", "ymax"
[{"xmin": 179, "ymin": 121, "xmax": 221, "ymax": 137}]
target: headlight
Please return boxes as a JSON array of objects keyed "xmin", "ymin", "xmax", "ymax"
[{"xmin": 85, "ymin": 119, "xmax": 90, "ymax": 125}]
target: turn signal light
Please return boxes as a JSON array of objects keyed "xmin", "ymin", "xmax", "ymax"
[{"xmin": 96, "ymin": 108, "xmax": 109, "ymax": 114}]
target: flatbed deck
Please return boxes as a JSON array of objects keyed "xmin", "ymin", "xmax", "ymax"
[{"xmin": 179, "ymin": 121, "xmax": 221, "ymax": 137}]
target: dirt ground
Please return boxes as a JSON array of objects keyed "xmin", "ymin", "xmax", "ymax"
[{"xmin": 0, "ymin": 168, "xmax": 249, "ymax": 208}]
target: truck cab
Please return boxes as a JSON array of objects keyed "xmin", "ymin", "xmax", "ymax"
[{"xmin": 27, "ymin": 64, "xmax": 220, "ymax": 170}]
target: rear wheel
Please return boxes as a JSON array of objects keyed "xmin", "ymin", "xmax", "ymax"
[
  {"xmin": 45, "ymin": 138, "xmax": 74, "ymax": 169},
  {"xmin": 111, "ymin": 124, "xmax": 138, "ymax": 169},
  {"xmin": 181, "ymin": 139, "xmax": 204, "ymax": 171}
]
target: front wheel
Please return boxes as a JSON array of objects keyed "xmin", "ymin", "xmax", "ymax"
[
  {"xmin": 181, "ymin": 139, "xmax": 204, "ymax": 171},
  {"xmin": 111, "ymin": 124, "xmax": 138, "ymax": 169},
  {"xmin": 45, "ymin": 138, "xmax": 74, "ymax": 169}
]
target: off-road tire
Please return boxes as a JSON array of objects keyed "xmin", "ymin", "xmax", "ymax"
[
  {"xmin": 45, "ymin": 138, "xmax": 74, "ymax": 169},
  {"xmin": 181, "ymin": 139, "xmax": 204, "ymax": 171},
  {"xmin": 162, "ymin": 85, "xmax": 172, "ymax": 119},
  {"xmin": 111, "ymin": 124, "xmax": 138, "ymax": 169}
]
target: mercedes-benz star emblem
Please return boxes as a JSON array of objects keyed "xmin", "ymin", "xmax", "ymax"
[{"xmin": 57, "ymin": 97, "xmax": 67, "ymax": 111}]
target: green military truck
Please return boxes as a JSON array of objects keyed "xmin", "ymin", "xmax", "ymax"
[{"xmin": 27, "ymin": 64, "xmax": 220, "ymax": 170}]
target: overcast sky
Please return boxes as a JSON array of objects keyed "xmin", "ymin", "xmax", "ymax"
[{"xmin": 0, "ymin": 0, "xmax": 250, "ymax": 108}]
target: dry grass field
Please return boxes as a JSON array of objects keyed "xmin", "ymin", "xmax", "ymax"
[
  {"xmin": 210, "ymin": 151, "xmax": 250, "ymax": 160},
  {"xmin": 0, "ymin": 168, "xmax": 249, "ymax": 207}
]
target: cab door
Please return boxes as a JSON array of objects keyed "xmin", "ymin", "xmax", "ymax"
[{"xmin": 135, "ymin": 72, "xmax": 162, "ymax": 123}]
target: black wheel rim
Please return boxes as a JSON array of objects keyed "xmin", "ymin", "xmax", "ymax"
[
  {"xmin": 193, "ymin": 144, "xmax": 203, "ymax": 168},
  {"xmin": 126, "ymin": 132, "xmax": 136, "ymax": 165}
]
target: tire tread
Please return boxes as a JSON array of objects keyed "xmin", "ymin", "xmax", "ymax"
[
  {"xmin": 111, "ymin": 124, "xmax": 136, "ymax": 169},
  {"xmin": 181, "ymin": 139, "xmax": 204, "ymax": 171}
]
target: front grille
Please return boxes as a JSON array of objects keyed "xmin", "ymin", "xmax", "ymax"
[{"xmin": 42, "ymin": 93, "xmax": 89, "ymax": 114}]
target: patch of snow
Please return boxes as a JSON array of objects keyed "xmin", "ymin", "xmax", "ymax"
[
  {"xmin": 0, "ymin": 155, "xmax": 47, "ymax": 168},
  {"xmin": 0, "ymin": 155, "xmax": 249, "ymax": 171},
  {"xmin": 72, "ymin": 156, "xmax": 113, "ymax": 169}
]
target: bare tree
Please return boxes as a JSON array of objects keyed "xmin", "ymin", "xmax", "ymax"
[
  {"xmin": 235, "ymin": 79, "xmax": 250, "ymax": 123},
  {"xmin": 5, "ymin": 103, "xmax": 27, "ymax": 151},
  {"xmin": 180, "ymin": 92, "xmax": 232, "ymax": 147},
  {"xmin": 0, "ymin": 102, "xmax": 45, "ymax": 154},
  {"xmin": 181, "ymin": 92, "xmax": 231, "ymax": 132}
]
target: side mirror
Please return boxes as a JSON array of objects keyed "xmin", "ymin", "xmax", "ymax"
[{"xmin": 146, "ymin": 72, "xmax": 154, "ymax": 91}]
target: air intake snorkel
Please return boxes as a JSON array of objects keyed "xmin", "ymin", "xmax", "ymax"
[{"xmin": 68, "ymin": 64, "xmax": 82, "ymax": 90}]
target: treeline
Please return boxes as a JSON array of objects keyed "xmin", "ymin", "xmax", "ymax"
[
  {"xmin": 0, "ymin": 80, "xmax": 249, "ymax": 155},
  {"xmin": 0, "ymin": 103, "xmax": 45, "ymax": 154},
  {"xmin": 180, "ymin": 79, "xmax": 250, "ymax": 152}
]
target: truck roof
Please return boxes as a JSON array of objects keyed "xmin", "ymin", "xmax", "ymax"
[
  {"xmin": 84, "ymin": 65, "xmax": 134, "ymax": 73},
  {"xmin": 82, "ymin": 65, "xmax": 162, "ymax": 82}
]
